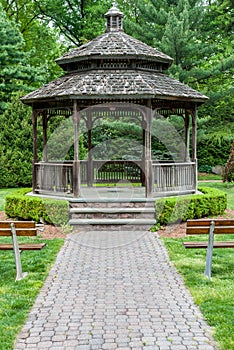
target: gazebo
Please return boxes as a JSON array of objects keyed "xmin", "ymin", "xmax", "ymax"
[{"xmin": 22, "ymin": 3, "xmax": 208, "ymax": 199}]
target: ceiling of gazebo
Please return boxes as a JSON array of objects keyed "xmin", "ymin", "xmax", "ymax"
[{"xmin": 21, "ymin": 70, "xmax": 208, "ymax": 103}]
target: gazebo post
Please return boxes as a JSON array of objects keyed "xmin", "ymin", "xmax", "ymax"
[
  {"xmin": 185, "ymin": 110, "xmax": 190, "ymax": 162},
  {"xmin": 141, "ymin": 127, "xmax": 146, "ymax": 186},
  {"xmin": 73, "ymin": 100, "xmax": 81, "ymax": 197},
  {"xmin": 87, "ymin": 109, "xmax": 93, "ymax": 187},
  {"xmin": 192, "ymin": 106, "xmax": 198, "ymax": 192},
  {"xmin": 32, "ymin": 110, "xmax": 38, "ymax": 193},
  {"xmin": 42, "ymin": 111, "xmax": 48, "ymax": 162},
  {"xmin": 145, "ymin": 100, "xmax": 153, "ymax": 197}
]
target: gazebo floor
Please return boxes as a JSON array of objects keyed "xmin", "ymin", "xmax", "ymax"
[{"xmin": 28, "ymin": 186, "xmax": 150, "ymax": 201}]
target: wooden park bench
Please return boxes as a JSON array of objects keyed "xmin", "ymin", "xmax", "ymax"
[
  {"xmin": 183, "ymin": 219, "xmax": 234, "ymax": 278},
  {"xmin": 0, "ymin": 221, "xmax": 46, "ymax": 281}
]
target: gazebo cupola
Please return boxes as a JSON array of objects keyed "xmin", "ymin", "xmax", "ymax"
[
  {"xmin": 21, "ymin": 3, "xmax": 208, "ymax": 198},
  {"xmin": 105, "ymin": 1, "xmax": 124, "ymax": 32}
]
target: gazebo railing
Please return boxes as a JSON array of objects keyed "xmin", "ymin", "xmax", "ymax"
[
  {"xmin": 152, "ymin": 161, "xmax": 196, "ymax": 194},
  {"xmin": 34, "ymin": 160, "xmax": 143, "ymax": 193},
  {"xmin": 34, "ymin": 160, "xmax": 196, "ymax": 196},
  {"xmin": 92, "ymin": 160, "xmax": 142, "ymax": 183},
  {"xmin": 35, "ymin": 162, "xmax": 74, "ymax": 193}
]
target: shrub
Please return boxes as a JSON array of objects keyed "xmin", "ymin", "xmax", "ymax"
[
  {"xmin": 155, "ymin": 187, "xmax": 227, "ymax": 226},
  {"xmin": 5, "ymin": 188, "xmax": 69, "ymax": 226}
]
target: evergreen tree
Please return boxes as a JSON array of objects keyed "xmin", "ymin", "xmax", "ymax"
[
  {"xmin": 0, "ymin": 93, "xmax": 37, "ymax": 187},
  {"xmin": 223, "ymin": 140, "xmax": 234, "ymax": 182},
  {"xmin": 0, "ymin": 3, "xmax": 36, "ymax": 113}
]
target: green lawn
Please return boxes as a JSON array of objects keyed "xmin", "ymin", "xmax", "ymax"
[
  {"xmin": 163, "ymin": 181, "xmax": 234, "ymax": 350},
  {"xmin": 198, "ymin": 173, "xmax": 222, "ymax": 181}
]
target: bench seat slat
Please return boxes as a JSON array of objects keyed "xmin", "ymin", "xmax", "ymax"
[
  {"xmin": 0, "ymin": 228, "xmax": 38, "ymax": 237},
  {"xmin": 186, "ymin": 226, "xmax": 234, "ymax": 235},
  {"xmin": 0, "ymin": 243, "xmax": 46, "ymax": 250},
  {"xmin": 183, "ymin": 241, "xmax": 234, "ymax": 248}
]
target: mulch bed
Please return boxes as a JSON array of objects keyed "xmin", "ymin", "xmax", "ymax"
[{"xmin": 1, "ymin": 209, "xmax": 234, "ymax": 240}]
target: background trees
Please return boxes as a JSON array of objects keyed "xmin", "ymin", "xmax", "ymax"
[{"xmin": 0, "ymin": 0, "xmax": 233, "ymax": 187}]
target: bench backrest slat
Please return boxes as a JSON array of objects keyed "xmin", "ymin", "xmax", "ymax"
[
  {"xmin": 0, "ymin": 221, "xmax": 35, "ymax": 229},
  {"xmin": 186, "ymin": 219, "xmax": 234, "ymax": 235},
  {"xmin": 0, "ymin": 228, "xmax": 37, "ymax": 237},
  {"xmin": 187, "ymin": 226, "xmax": 234, "ymax": 235},
  {"xmin": 187, "ymin": 219, "xmax": 234, "ymax": 227}
]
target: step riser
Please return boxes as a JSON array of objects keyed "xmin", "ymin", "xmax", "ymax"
[
  {"xmin": 70, "ymin": 202, "xmax": 155, "ymax": 209},
  {"xmin": 71, "ymin": 213, "xmax": 155, "ymax": 220},
  {"xmin": 72, "ymin": 224, "xmax": 153, "ymax": 231}
]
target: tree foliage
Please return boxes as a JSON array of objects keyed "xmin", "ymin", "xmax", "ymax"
[{"xmin": 0, "ymin": 3, "xmax": 37, "ymax": 113}]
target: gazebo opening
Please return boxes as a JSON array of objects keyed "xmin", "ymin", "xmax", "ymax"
[{"xmin": 21, "ymin": 3, "xmax": 208, "ymax": 199}]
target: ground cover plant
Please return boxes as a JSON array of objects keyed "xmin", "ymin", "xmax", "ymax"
[{"xmin": 162, "ymin": 181, "xmax": 234, "ymax": 350}]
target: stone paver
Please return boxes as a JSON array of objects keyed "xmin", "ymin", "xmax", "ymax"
[{"xmin": 14, "ymin": 231, "xmax": 219, "ymax": 349}]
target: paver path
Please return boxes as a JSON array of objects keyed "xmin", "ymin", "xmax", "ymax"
[{"xmin": 14, "ymin": 231, "xmax": 218, "ymax": 350}]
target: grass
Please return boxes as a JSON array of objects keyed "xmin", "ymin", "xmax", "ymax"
[
  {"xmin": 0, "ymin": 187, "xmax": 65, "ymax": 350},
  {"xmin": 163, "ymin": 181, "xmax": 234, "ymax": 350},
  {"xmin": 198, "ymin": 173, "xmax": 222, "ymax": 181}
]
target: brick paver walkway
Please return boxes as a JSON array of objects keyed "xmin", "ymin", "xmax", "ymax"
[{"xmin": 14, "ymin": 231, "xmax": 218, "ymax": 350}]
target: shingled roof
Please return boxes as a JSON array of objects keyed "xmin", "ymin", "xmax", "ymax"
[
  {"xmin": 22, "ymin": 70, "xmax": 207, "ymax": 103},
  {"xmin": 55, "ymin": 31, "xmax": 173, "ymax": 68},
  {"xmin": 22, "ymin": 3, "xmax": 208, "ymax": 105}
]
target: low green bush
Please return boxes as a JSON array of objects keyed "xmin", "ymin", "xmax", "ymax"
[
  {"xmin": 155, "ymin": 187, "xmax": 227, "ymax": 226},
  {"xmin": 5, "ymin": 188, "xmax": 69, "ymax": 226}
]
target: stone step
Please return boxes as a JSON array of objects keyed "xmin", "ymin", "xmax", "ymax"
[
  {"xmin": 69, "ymin": 199, "xmax": 156, "ymax": 231},
  {"xmin": 70, "ymin": 200, "xmax": 155, "ymax": 209},
  {"xmin": 69, "ymin": 218, "xmax": 156, "ymax": 231},
  {"xmin": 70, "ymin": 207, "xmax": 156, "ymax": 220}
]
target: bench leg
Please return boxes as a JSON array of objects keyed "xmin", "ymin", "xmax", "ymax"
[
  {"xmin": 204, "ymin": 220, "xmax": 215, "ymax": 279},
  {"xmin": 11, "ymin": 223, "xmax": 28, "ymax": 281}
]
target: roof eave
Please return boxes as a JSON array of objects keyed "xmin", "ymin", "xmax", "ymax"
[
  {"xmin": 21, "ymin": 93, "xmax": 208, "ymax": 106},
  {"xmin": 55, "ymin": 55, "xmax": 173, "ymax": 67}
]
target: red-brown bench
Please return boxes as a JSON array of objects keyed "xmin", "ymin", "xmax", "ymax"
[
  {"xmin": 0, "ymin": 221, "xmax": 46, "ymax": 281},
  {"xmin": 183, "ymin": 219, "xmax": 234, "ymax": 278}
]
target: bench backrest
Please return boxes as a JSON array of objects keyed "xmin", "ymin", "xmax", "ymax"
[
  {"xmin": 0, "ymin": 221, "xmax": 37, "ymax": 237},
  {"xmin": 186, "ymin": 219, "xmax": 234, "ymax": 235}
]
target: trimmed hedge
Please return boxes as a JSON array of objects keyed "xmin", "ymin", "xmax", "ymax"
[
  {"xmin": 5, "ymin": 186, "xmax": 227, "ymax": 228},
  {"xmin": 155, "ymin": 186, "xmax": 227, "ymax": 226},
  {"xmin": 5, "ymin": 188, "xmax": 69, "ymax": 226}
]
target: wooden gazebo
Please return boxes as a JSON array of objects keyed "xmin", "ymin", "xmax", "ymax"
[{"xmin": 22, "ymin": 3, "xmax": 208, "ymax": 198}]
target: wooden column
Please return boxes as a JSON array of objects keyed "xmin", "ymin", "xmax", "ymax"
[
  {"xmin": 87, "ymin": 110, "xmax": 93, "ymax": 187},
  {"xmin": 73, "ymin": 100, "xmax": 81, "ymax": 198},
  {"xmin": 42, "ymin": 111, "xmax": 48, "ymax": 162},
  {"xmin": 32, "ymin": 110, "xmax": 38, "ymax": 193},
  {"xmin": 141, "ymin": 127, "xmax": 146, "ymax": 186},
  {"xmin": 185, "ymin": 110, "xmax": 190, "ymax": 162},
  {"xmin": 144, "ymin": 100, "xmax": 153, "ymax": 197},
  {"xmin": 192, "ymin": 106, "xmax": 198, "ymax": 192}
]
